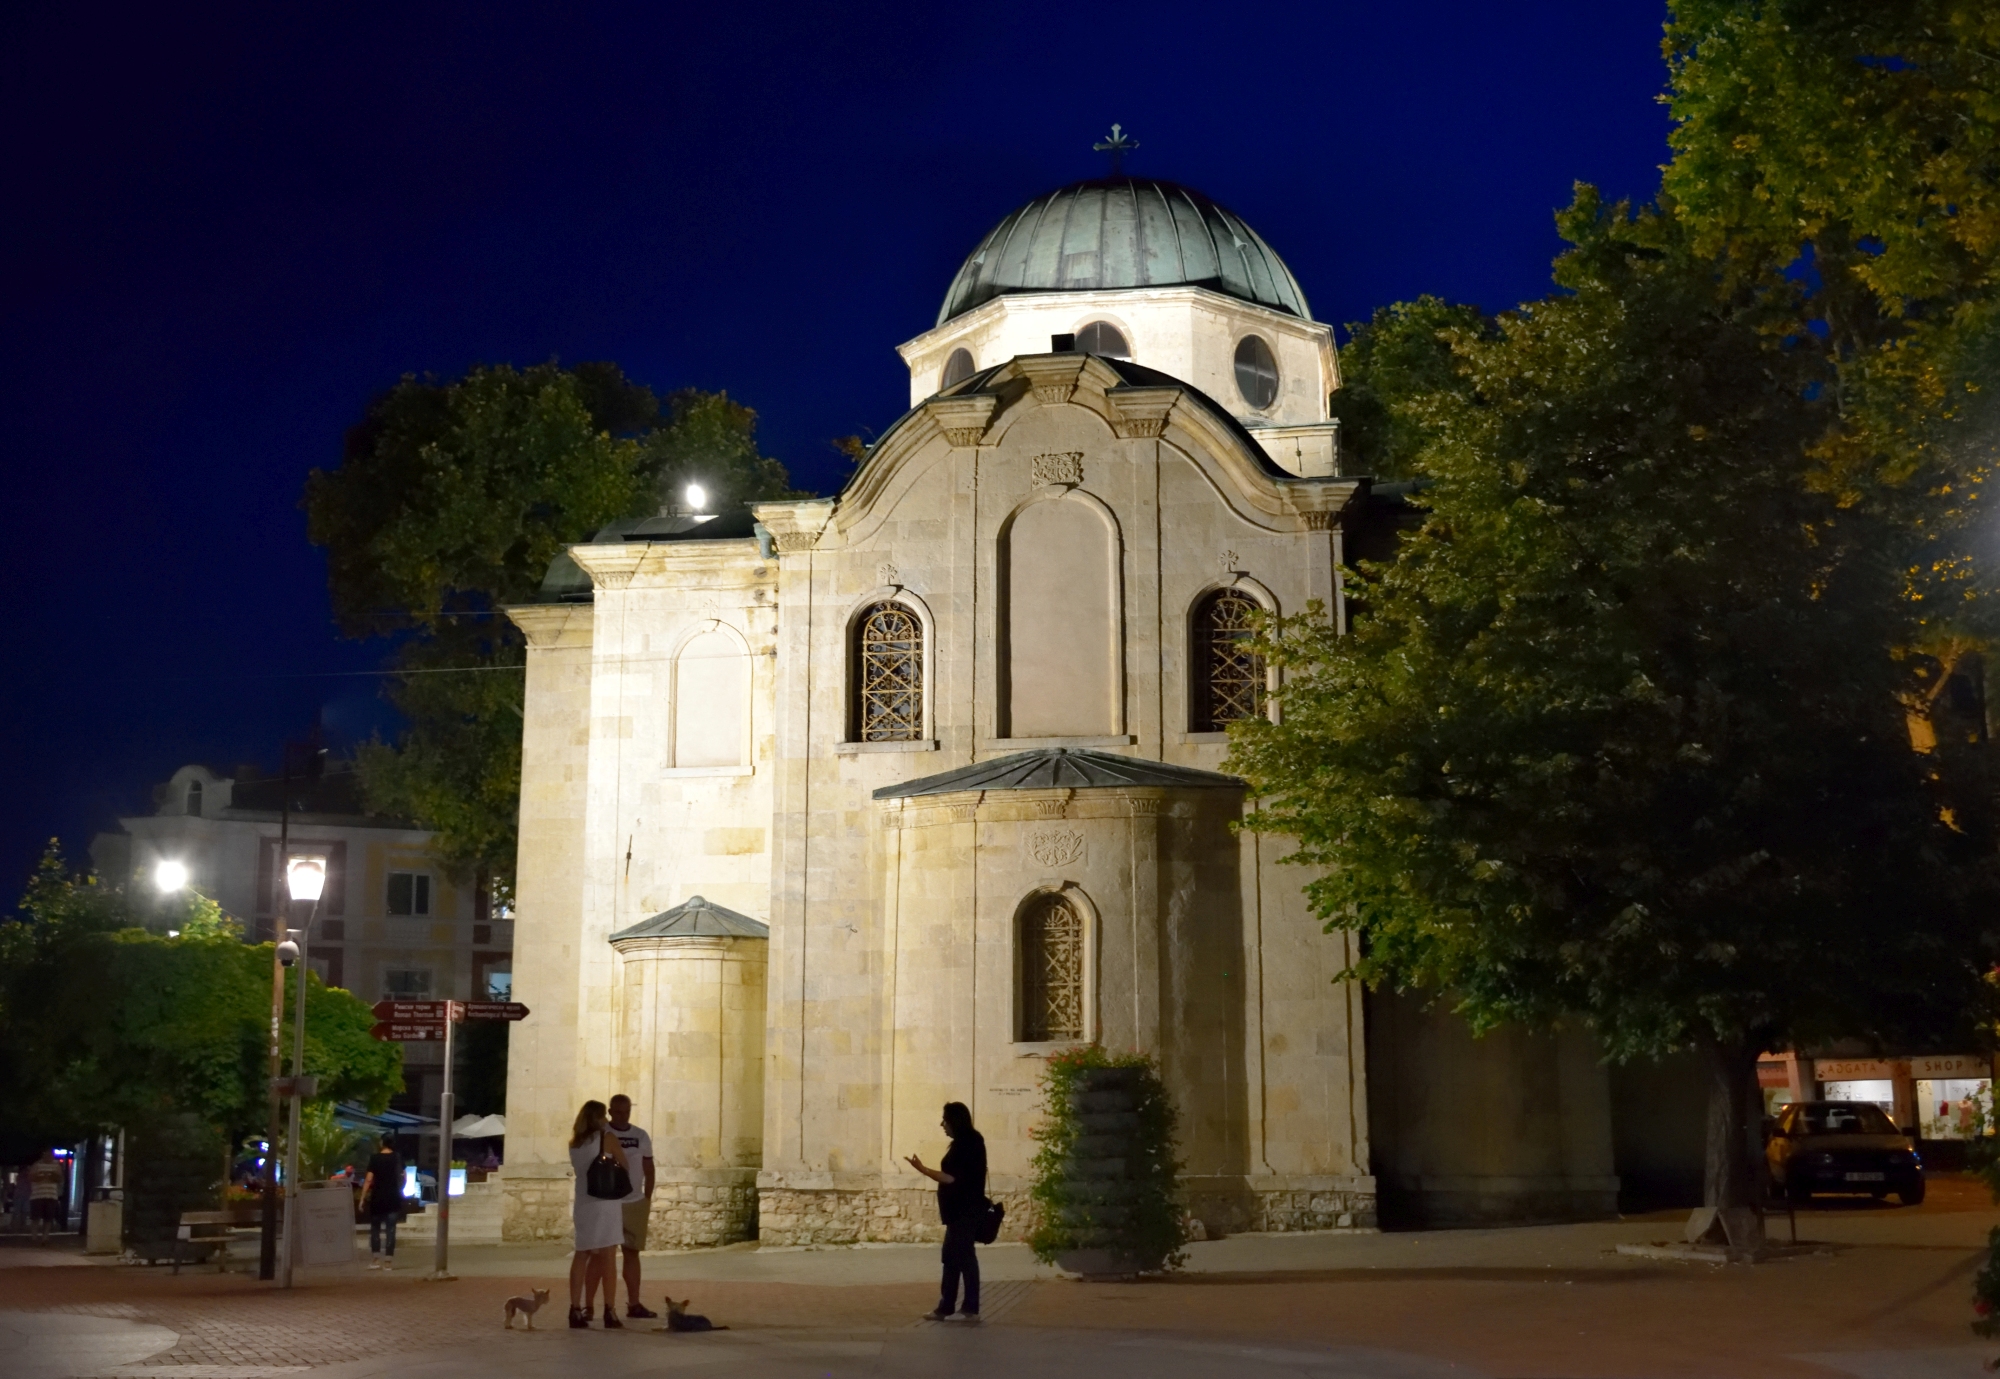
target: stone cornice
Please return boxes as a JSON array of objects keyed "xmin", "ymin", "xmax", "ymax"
[
  {"xmin": 921, "ymin": 392, "xmax": 999, "ymax": 448},
  {"xmin": 1105, "ymin": 385, "xmax": 1179, "ymax": 439},
  {"xmin": 506, "ymin": 603, "xmax": 593, "ymax": 649},
  {"xmin": 565, "ymin": 541, "xmax": 770, "ymax": 590},
  {"xmin": 750, "ymin": 498, "xmax": 837, "ymax": 554}
]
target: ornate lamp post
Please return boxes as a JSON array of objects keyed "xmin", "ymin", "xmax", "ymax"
[{"xmin": 276, "ymin": 855, "xmax": 325, "ymax": 1289}]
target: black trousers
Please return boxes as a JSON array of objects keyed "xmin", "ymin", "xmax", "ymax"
[{"xmin": 938, "ymin": 1219, "xmax": 979, "ymax": 1315}]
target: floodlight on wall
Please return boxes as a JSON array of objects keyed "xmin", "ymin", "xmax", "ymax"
[
  {"xmin": 286, "ymin": 856, "xmax": 327, "ymax": 903},
  {"xmin": 684, "ymin": 482, "xmax": 707, "ymax": 511},
  {"xmin": 155, "ymin": 859, "xmax": 189, "ymax": 893}
]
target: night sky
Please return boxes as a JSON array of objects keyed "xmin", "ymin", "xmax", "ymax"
[{"xmin": 1, "ymin": 2, "xmax": 1672, "ymax": 898}]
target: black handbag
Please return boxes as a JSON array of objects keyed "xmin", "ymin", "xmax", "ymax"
[
  {"xmin": 585, "ymin": 1136, "xmax": 632, "ymax": 1201},
  {"xmin": 975, "ymin": 1197, "xmax": 1005, "ymax": 1245}
]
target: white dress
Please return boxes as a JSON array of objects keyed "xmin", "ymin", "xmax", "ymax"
[{"xmin": 570, "ymin": 1135, "xmax": 624, "ymax": 1251}]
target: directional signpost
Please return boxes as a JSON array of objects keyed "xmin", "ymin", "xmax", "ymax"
[{"xmin": 370, "ymin": 998, "xmax": 529, "ymax": 1280}]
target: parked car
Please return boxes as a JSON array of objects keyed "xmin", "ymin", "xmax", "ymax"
[{"xmin": 1766, "ymin": 1101, "xmax": 1924, "ymax": 1205}]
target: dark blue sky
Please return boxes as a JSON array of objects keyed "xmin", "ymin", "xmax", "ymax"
[{"xmin": 0, "ymin": 2, "xmax": 1672, "ymax": 896}]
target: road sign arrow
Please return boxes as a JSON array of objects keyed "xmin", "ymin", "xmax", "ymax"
[
  {"xmin": 461, "ymin": 1002, "xmax": 531, "ymax": 1021},
  {"xmin": 371, "ymin": 1021, "xmax": 446, "ymax": 1042},
  {"xmin": 373, "ymin": 1000, "xmax": 450, "ymax": 1022}
]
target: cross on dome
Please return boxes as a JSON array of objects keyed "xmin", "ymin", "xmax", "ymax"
[{"xmin": 1092, "ymin": 123, "xmax": 1138, "ymax": 174}]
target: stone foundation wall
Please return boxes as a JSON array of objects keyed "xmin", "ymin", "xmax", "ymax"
[
  {"xmin": 500, "ymin": 1167, "xmax": 577, "ymax": 1243},
  {"xmin": 1184, "ymin": 1177, "xmax": 1377, "ymax": 1236},
  {"xmin": 757, "ymin": 1187, "xmax": 1033, "ymax": 1246},
  {"xmin": 646, "ymin": 1173, "xmax": 758, "ymax": 1248},
  {"xmin": 1247, "ymin": 1187, "xmax": 1375, "ymax": 1232}
]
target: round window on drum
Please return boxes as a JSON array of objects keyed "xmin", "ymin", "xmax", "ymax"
[
  {"xmin": 1233, "ymin": 334, "xmax": 1279, "ymax": 410},
  {"xmin": 940, "ymin": 347, "xmax": 976, "ymax": 389},
  {"xmin": 1074, "ymin": 321, "xmax": 1130, "ymax": 360}
]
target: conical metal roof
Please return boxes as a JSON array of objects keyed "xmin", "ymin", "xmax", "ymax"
[
  {"xmin": 938, "ymin": 178, "xmax": 1311, "ymax": 326},
  {"xmin": 873, "ymin": 748, "xmax": 1245, "ymax": 800},
  {"xmin": 608, "ymin": 895, "xmax": 769, "ymax": 942}
]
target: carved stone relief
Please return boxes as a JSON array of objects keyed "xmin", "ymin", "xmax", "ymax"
[
  {"xmin": 1030, "ymin": 453, "xmax": 1084, "ymax": 487},
  {"xmin": 1027, "ymin": 828, "xmax": 1085, "ymax": 868}
]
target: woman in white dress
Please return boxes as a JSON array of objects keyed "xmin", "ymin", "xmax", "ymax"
[{"xmin": 567, "ymin": 1100, "xmax": 631, "ymax": 1328}]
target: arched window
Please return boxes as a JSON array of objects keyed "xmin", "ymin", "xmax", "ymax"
[
  {"xmin": 1192, "ymin": 589, "xmax": 1266, "ymax": 731},
  {"xmin": 1233, "ymin": 334, "xmax": 1278, "ymax": 409},
  {"xmin": 186, "ymin": 780, "xmax": 202, "ymax": 817},
  {"xmin": 854, "ymin": 601, "xmax": 923, "ymax": 741},
  {"xmin": 940, "ymin": 347, "xmax": 975, "ymax": 389},
  {"xmin": 1074, "ymin": 321, "xmax": 1130, "ymax": 360},
  {"xmin": 1019, "ymin": 893, "xmax": 1084, "ymax": 1041}
]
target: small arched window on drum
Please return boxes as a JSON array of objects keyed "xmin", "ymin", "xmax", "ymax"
[
  {"xmin": 1074, "ymin": 321, "xmax": 1130, "ymax": 360},
  {"xmin": 940, "ymin": 347, "xmax": 976, "ymax": 390},
  {"xmin": 1233, "ymin": 334, "xmax": 1278, "ymax": 410},
  {"xmin": 854, "ymin": 602, "xmax": 923, "ymax": 741},
  {"xmin": 1192, "ymin": 589, "xmax": 1266, "ymax": 731},
  {"xmin": 1020, "ymin": 893, "xmax": 1085, "ymax": 1041}
]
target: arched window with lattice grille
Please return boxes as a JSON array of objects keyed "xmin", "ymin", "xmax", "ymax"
[
  {"xmin": 1019, "ymin": 892, "xmax": 1085, "ymax": 1042},
  {"xmin": 853, "ymin": 601, "xmax": 923, "ymax": 741},
  {"xmin": 1191, "ymin": 589, "xmax": 1267, "ymax": 731}
]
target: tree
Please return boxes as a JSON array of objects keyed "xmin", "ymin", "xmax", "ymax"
[
  {"xmin": 304, "ymin": 364, "xmax": 800, "ymax": 894},
  {"xmin": 1228, "ymin": 192, "xmax": 2000, "ymax": 1214},
  {"xmin": 1329, "ymin": 297, "xmax": 1489, "ymax": 480},
  {"xmin": 0, "ymin": 845, "xmax": 400, "ymax": 1160}
]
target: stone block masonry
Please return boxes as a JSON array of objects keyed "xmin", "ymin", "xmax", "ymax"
[{"xmin": 757, "ymin": 1187, "xmax": 1033, "ymax": 1246}]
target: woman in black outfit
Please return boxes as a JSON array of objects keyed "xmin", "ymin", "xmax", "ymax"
[{"xmin": 905, "ymin": 1101, "xmax": 986, "ymax": 1322}]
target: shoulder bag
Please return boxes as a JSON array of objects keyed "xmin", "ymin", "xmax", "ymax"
[{"xmin": 585, "ymin": 1133, "xmax": 632, "ymax": 1201}]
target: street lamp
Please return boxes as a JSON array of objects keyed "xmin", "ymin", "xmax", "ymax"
[
  {"xmin": 275, "ymin": 855, "xmax": 325, "ymax": 1289},
  {"xmin": 684, "ymin": 482, "xmax": 707, "ymax": 511},
  {"xmin": 154, "ymin": 859, "xmax": 189, "ymax": 893}
]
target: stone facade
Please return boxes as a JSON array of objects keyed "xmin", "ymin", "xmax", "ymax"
[{"xmin": 499, "ymin": 176, "xmax": 1644, "ymax": 1247}]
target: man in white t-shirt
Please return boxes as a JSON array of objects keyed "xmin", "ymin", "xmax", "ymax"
[{"xmin": 607, "ymin": 1095, "xmax": 656, "ymax": 1318}]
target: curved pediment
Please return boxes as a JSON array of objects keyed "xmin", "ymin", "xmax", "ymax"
[{"xmin": 825, "ymin": 354, "xmax": 1356, "ymax": 550}]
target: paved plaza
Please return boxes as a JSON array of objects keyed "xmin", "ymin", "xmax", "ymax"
[{"xmin": 7, "ymin": 1177, "xmax": 2000, "ymax": 1379}]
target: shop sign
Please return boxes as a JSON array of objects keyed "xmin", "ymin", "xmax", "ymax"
[
  {"xmin": 1909, "ymin": 1054, "xmax": 1990, "ymax": 1079},
  {"xmin": 1814, "ymin": 1058, "xmax": 1901, "ymax": 1081}
]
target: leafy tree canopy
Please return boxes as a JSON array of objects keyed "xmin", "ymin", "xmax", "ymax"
[
  {"xmin": 1664, "ymin": 0, "xmax": 2000, "ymax": 500},
  {"xmin": 304, "ymin": 364, "xmax": 800, "ymax": 891},
  {"xmin": 1329, "ymin": 297, "xmax": 1488, "ymax": 481},
  {"xmin": 0, "ymin": 846, "xmax": 400, "ymax": 1153},
  {"xmin": 1231, "ymin": 192, "xmax": 2000, "ymax": 1207}
]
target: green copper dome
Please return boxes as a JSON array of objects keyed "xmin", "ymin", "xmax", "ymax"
[{"xmin": 938, "ymin": 178, "xmax": 1311, "ymax": 326}]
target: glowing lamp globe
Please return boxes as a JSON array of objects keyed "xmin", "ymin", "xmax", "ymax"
[
  {"xmin": 155, "ymin": 859, "xmax": 189, "ymax": 893},
  {"xmin": 286, "ymin": 856, "xmax": 327, "ymax": 903}
]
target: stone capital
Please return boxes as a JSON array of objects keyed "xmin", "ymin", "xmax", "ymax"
[
  {"xmin": 1105, "ymin": 385, "xmax": 1179, "ymax": 439},
  {"xmin": 922, "ymin": 392, "xmax": 999, "ymax": 447},
  {"xmin": 1014, "ymin": 353, "xmax": 1089, "ymax": 405}
]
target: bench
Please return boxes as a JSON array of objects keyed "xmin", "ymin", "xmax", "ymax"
[{"xmin": 173, "ymin": 1209, "xmax": 258, "ymax": 1274}]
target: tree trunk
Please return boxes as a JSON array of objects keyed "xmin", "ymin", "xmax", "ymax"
[{"xmin": 1700, "ymin": 1037, "xmax": 1762, "ymax": 1210}]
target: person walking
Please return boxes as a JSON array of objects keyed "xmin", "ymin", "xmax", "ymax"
[
  {"xmin": 905, "ymin": 1101, "xmax": 986, "ymax": 1322},
  {"xmin": 358, "ymin": 1135, "xmax": 405, "ymax": 1270},
  {"xmin": 606, "ymin": 1095, "xmax": 658, "ymax": 1320},
  {"xmin": 28, "ymin": 1150, "xmax": 63, "ymax": 1245},
  {"xmin": 567, "ymin": 1100, "xmax": 631, "ymax": 1329}
]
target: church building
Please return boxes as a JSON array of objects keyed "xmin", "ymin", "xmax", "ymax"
[{"xmin": 500, "ymin": 171, "xmax": 1653, "ymax": 1246}]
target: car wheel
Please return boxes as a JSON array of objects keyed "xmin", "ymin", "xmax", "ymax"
[{"xmin": 1899, "ymin": 1179, "xmax": 1926, "ymax": 1207}]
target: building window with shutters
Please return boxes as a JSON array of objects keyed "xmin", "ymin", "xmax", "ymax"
[
  {"xmin": 1191, "ymin": 589, "xmax": 1267, "ymax": 731},
  {"xmin": 853, "ymin": 601, "xmax": 923, "ymax": 741},
  {"xmin": 1019, "ymin": 892, "xmax": 1085, "ymax": 1042}
]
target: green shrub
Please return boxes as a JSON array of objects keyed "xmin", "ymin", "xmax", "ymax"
[{"xmin": 1027, "ymin": 1046, "xmax": 1186, "ymax": 1273}]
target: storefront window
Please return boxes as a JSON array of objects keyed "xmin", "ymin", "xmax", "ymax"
[
  {"xmin": 1821, "ymin": 1079, "xmax": 1896, "ymax": 1113},
  {"xmin": 1917, "ymin": 1078, "xmax": 1992, "ymax": 1140}
]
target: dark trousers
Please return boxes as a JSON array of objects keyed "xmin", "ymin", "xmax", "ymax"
[
  {"xmin": 938, "ymin": 1219, "xmax": 979, "ymax": 1315},
  {"xmin": 369, "ymin": 1211, "xmax": 398, "ymax": 1256}
]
